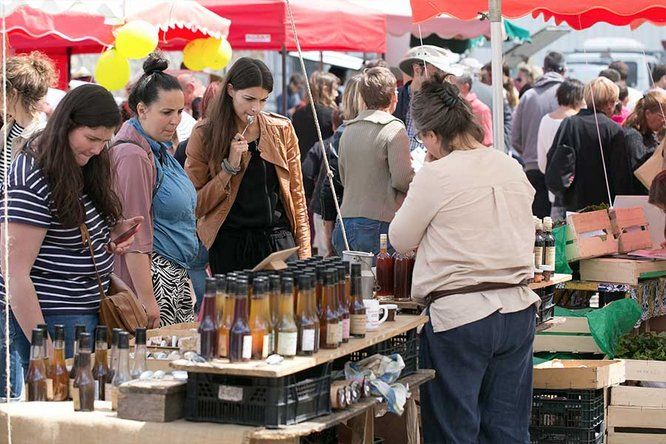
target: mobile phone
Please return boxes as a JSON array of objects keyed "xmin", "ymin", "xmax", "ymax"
[{"xmin": 112, "ymin": 223, "xmax": 140, "ymax": 244}]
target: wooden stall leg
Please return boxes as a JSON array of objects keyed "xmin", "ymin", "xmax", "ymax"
[
  {"xmin": 405, "ymin": 397, "xmax": 419, "ymax": 444},
  {"xmin": 350, "ymin": 406, "xmax": 374, "ymax": 444}
]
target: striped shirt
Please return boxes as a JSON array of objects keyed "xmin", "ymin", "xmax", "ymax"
[
  {"xmin": 0, "ymin": 153, "xmax": 113, "ymax": 315},
  {"xmin": 0, "ymin": 122, "xmax": 24, "ymax": 183}
]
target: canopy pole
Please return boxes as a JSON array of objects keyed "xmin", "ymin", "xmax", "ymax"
[
  {"xmin": 281, "ymin": 46, "xmax": 288, "ymax": 115},
  {"xmin": 489, "ymin": 0, "xmax": 505, "ymax": 152}
]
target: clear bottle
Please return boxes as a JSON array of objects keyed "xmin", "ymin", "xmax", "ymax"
[
  {"xmin": 131, "ymin": 327, "xmax": 147, "ymax": 379},
  {"xmin": 92, "ymin": 326, "xmax": 109, "ymax": 401},
  {"xmin": 111, "ymin": 331, "xmax": 131, "ymax": 410},
  {"xmin": 349, "ymin": 263, "xmax": 367, "ymax": 338},
  {"xmin": 25, "ymin": 328, "xmax": 48, "ymax": 401},
  {"xmin": 268, "ymin": 274, "xmax": 281, "ymax": 337},
  {"xmin": 69, "ymin": 324, "xmax": 86, "ymax": 379},
  {"xmin": 534, "ymin": 217, "xmax": 545, "ymax": 269},
  {"xmin": 306, "ymin": 273, "xmax": 320, "ymax": 353},
  {"xmin": 229, "ymin": 278, "xmax": 252, "ymax": 362},
  {"xmin": 249, "ymin": 277, "xmax": 271, "ymax": 360},
  {"xmin": 336, "ymin": 265, "xmax": 350, "ymax": 343},
  {"xmin": 276, "ymin": 276, "xmax": 298, "ymax": 358},
  {"xmin": 105, "ymin": 328, "xmax": 122, "ymax": 400},
  {"xmin": 542, "ymin": 217, "xmax": 556, "ymax": 277},
  {"xmin": 72, "ymin": 333, "xmax": 95, "ymax": 412},
  {"xmin": 376, "ymin": 234, "xmax": 394, "ymax": 299},
  {"xmin": 320, "ymin": 269, "xmax": 340, "ymax": 349},
  {"xmin": 51, "ymin": 324, "xmax": 69, "ymax": 401},
  {"xmin": 296, "ymin": 274, "xmax": 316, "ymax": 356},
  {"xmin": 36, "ymin": 324, "xmax": 53, "ymax": 400},
  {"xmin": 199, "ymin": 277, "xmax": 218, "ymax": 360}
]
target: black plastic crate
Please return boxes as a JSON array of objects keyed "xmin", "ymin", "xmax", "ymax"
[
  {"xmin": 530, "ymin": 423, "xmax": 605, "ymax": 444},
  {"xmin": 333, "ymin": 328, "xmax": 418, "ymax": 377},
  {"xmin": 185, "ymin": 363, "xmax": 331, "ymax": 428},
  {"xmin": 531, "ymin": 389, "xmax": 604, "ymax": 429}
]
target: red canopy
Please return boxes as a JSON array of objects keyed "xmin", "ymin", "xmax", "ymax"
[
  {"xmin": 409, "ymin": 0, "xmax": 666, "ymax": 29},
  {"xmin": 196, "ymin": 0, "xmax": 386, "ymax": 52}
]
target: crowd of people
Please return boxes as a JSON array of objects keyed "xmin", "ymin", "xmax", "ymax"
[{"xmin": 0, "ymin": 44, "xmax": 665, "ymax": 443}]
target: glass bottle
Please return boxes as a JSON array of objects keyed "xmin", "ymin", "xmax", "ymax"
[
  {"xmin": 105, "ymin": 328, "xmax": 122, "ymax": 397},
  {"xmin": 214, "ymin": 274, "xmax": 227, "ymax": 330},
  {"xmin": 111, "ymin": 331, "xmax": 131, "ymax": 410},
  {"xmin": 25, "ymin": 328, "xmax": 48, "ymax": 401},
  {"xmin": 199, "ymin": 277, "xmax": 218, "ymax": 360},
  {"xmin": 218, "ymin": 276, "xmax": 236, "ymax": 358},
  {"xmin": 68, "ymin": 324, "xmax": 85, "ymax": 379},
  {"xmin": 51, "ymin": 324, "xmax": 69, "ymax": 401},
  {"xmin": 249, "ymin": 277, "xmax": 271, "ymax": 360},
  {"xmin": 296, "ymin": 274, "xmax": 316, "ymax": 356},
  {"xmin": 36, "ymin": 324, "xmax": 53, "ymax": 400},
  {"xmin": 393, "ymin": 252, "xmax": 408, "ymax": 300},
  {"xmin": 337, "ymin": 265, "xmax": 350, "ymax": 343},
  {"xmin": 320, "ymin": 269, "xmax": 340, "ymax": 349},
  {"xmin": 315, "ymin": 265, "xmax": 325, "ymax": 318},
  {"xmin": 92, "ymin": 326, "xmax": 109, "ymax": 401},
  {"xmin": 131, "ymin": 327, "xmax": 147, "ymax": 380},
  {"xmin": 542, "ymin": 217, "xmax": 556, "ymax": 276},
  {"xmin": 376, "ymin": 234, "xmax": 394, "ymax": 299},
  {"xmin": 72, "ymin": 332, "xmax": 95, "ymax": 411},
  {"xmin": 306, "ymin": 273, "xmax": 320, "ymax": 353},
  {"xmin": 276, "ymin": 276, "xmax": 298, "ymax": 358},
  {"xmin": 229, "ymin": 278, "xmax": 252, "ymax": 362},
  {"xmin": 349, "ymin": 263, "xmax": 367, "ymax": 338},
  {"xmin": 534, "ymin": 217, "xmax": 545, "ymax": 269},
  {"xmin": 268, "ymin": 275, "xmax": 281, "ymax": 334}
]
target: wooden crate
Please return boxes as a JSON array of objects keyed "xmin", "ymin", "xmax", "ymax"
[
  {"xmin": 610, "ymin": 207, "xmax": 653, "ymax": 254},
  {"xmin": 566, "ymin": 210, "xmax": 618, "ymax": 262},
  {"xmin": 608, "ymin": 359, "xmax": 666, "ymax": 443},
  {"xmin": 117, "ymin": 379, "xmax": 186, "ymax": 422},
  {"xmin": 580, "ymin": 257, "xmax": 666, "ymax": 285},
  {"xmin": 533, "ymin": 316, "xmax": 603, "ymax": 354},
  {"xmin": 533, "ymin": 359, "xmax": 625, "ymax": 390}
]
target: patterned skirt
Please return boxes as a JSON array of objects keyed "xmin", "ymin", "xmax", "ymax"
[{"xmin": 150, "ymin": 252, "xmax": 196, "ymax": 327}]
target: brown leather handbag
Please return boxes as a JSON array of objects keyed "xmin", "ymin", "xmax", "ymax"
[{"xmin": 80, "ymin": 224, "xmax": 148, "ymax": 335}]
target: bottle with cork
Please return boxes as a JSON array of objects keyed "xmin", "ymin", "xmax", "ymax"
[{"xmin": 541, "ymin": 217, "xmax": 556, "ymax": 281}]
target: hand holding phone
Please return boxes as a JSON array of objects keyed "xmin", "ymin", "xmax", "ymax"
[{"xmin": 112, "ymin": 223, "xmax": 140, "ymax": 245}]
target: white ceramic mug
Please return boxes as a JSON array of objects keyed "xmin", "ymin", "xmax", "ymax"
[{"xmin": 364, "ymin": 299, "xmax": 389, "ymax": 331}]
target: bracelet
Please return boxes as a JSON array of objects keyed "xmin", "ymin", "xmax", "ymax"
[{"xmin": 221, "ymin": 158, "xmax": 241, "ymax": 175}]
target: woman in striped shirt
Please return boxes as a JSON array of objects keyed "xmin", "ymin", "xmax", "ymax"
[{"xmin": 0, "ymin": 84, "xmax": 142, "ymax": 399}]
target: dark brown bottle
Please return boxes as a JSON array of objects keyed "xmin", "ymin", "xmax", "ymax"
[
  {"xmin": 319, "ymin": 269, "xmax": 340, "ymax": 349},
  {"xmin": 68, "ymin": 324, "xmax": 86, "ymax": 379},
  {"xmin": 534, "ymin": 218, "xmax": 545, "ymax": 269},
  {"xmin": 199, "ymin": 277, "xmax": 218, "ymax": 360},
  {"xmin": 25, "ymin": 329, "xmax": 48, "ymax": 401},
  {"xmin": 336, "ymin": 265, "xmax": 350, "ymax": 343},
  {"xmin": 375, "ymin": 234, "xmax": 394, "ymax": 299},
  {"xmin": 92, "ymin": 326, "xmax": 109, "ymax": 401},
  {"xmin": 51, "ymin": 325, "xmax": 69, "ymax": 401},
  {"xmin": 72, "ymin": 333, "xmax": 95, "ymax": 411},
  {"xmin": 349, "ymin": 264, "xmax": 367, "ymax": 338},
  {"xmin": 229, "ymin": 278, "xmax": 252, "ymax": 362}
]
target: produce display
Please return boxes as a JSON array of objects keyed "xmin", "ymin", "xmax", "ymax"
[{"xmin": 616, "ymin": 332, "xmax": 666, "ymax": 361}]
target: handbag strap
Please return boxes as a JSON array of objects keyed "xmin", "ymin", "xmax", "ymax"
[{"xmin": 80, "ymin": 224, "xmax": 107, "ymax": 301}]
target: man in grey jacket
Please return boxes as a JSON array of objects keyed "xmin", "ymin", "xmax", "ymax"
[{"xmin": 512, "ymin": 52, "xmax": 566, "ymax": 218}]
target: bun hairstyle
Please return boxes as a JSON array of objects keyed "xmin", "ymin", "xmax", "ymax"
[
  {"xmin": 3, "ymin": 51, "xmax": 57, "ymax": 114},
  {"xmin": 128, "ymin": 52, "xmax": 182, "ymax": 114},
  {"xmin": 410, "ymin": 74, "xmax": 484, "ymax": 153}
]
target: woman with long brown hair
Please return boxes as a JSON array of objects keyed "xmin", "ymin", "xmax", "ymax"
[
  {"xmin": 0, "ymin": 84, "xmax": 141, "ymax": 398},
  {"xmin": 186, "ymin": 57, "xmax": 310, "ymax": 273}
]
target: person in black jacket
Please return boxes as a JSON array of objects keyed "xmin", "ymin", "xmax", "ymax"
[{"xmin": 546, "ymin": 77, "xmax": 633, "ymax": 212}]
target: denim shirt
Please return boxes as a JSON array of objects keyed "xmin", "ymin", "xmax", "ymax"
[{"xmin": 129, "ymin": 119, "xmax": 198, "ymax": 269}]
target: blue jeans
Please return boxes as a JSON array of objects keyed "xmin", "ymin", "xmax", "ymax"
[
  {"xmin": 332, "ymin": 217, "xmax": 393, "ymax": 258},
  {"xmin": 0, "ymin": 310, "xmax": 98, "ymax": 399},
  {"xmin": 188, "ymin": 242, "xmax": 209, "ymax": 314},
  {"xmin": 420, "ymin": 306, "xmax": 536, "ymax": 444}
]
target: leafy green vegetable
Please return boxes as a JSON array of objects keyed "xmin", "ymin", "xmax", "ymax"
[{"xmin": 615, "ymin": 332, "xmax": 666, "ymax": 361}]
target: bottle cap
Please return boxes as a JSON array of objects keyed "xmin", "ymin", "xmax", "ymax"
[
  {"xmin": 282, "ymin": 276, "xmax": 294, "ymax": 294},
  {"xmin": 205, "ymin": 277, "xmax": 218, "ymax": 295},
  {"xmin": 74, "ymin": 324, "xmax": 86, "ymax": 341},
  {"xmin": 118, "ymin": 331, "xmax": 130, "ymax": 349},
  {"xmin": 268, "ymin": 274, "xmax": 281, "ymax": 292},
  {"xmin": 236, "ymin": 278, "xmax": 248, "ymax": 296},
  {"xmin": 351, "ymin": 263, "xmax": 361, "ymax": 277},
  {"xmin": 96, "ymin": 325, "xmax": 108, "ymax": 343},
  {"xmin": 31, "ymin": 329, "xmax": 44, "ymax": 346},
  {"xmin": 226, "ymin": 277, "xmax": 237, "ymax": 295},
  {"xmin": 79, "ymin": 332, "xmax": 92, "ymax": 350},
  {"xmin": 135, "ymin": 327, "xmax": 147, "ymax": 345},
  {"xmin": 324, "ymin": 269, "xmax": 336, "ymax": 286},
  {"xmin": 298, "ymin": 274, "xmax": 310, "ymax": 290},
  {"xmin": 216, "ymin": 274, "xmax": 227, "ymax": 293},
  {"xmin": 112, "ymin": 328, "xmax": 123, "ymax": 346},
  {"xmin": 54, "ymin": 324, "xmax": 65, "ymax": 342},
  {"xmin": 36, "ymin": 324, "xmax": 48, "ymax": 341},
  {"xmin": 253, "ymin": 277, "xmax": 268, "ymax": 295}
]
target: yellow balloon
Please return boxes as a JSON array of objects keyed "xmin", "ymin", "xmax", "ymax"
[
  {"xmin": 204, "ymin": 38, "xmax": 232, "ymax": 70},
  {"xmin": 115, "ymin": 20, "xmax": 158, "ymax": 60},
  {"xmin": 94, "ymin": 49, "xmax": 130, "ymax": 91},
  {"xmin": 182, "ymin": 38, "xmax": 208, "ymax": 71}
]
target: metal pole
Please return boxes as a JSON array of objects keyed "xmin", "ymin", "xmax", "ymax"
[
  {"xmin": 281, "ymin": 46, "xmax": 288, "ymax": 115},
  {"xmin": 489, "ymin": 0, "xmax": 505, "ymax": 152}
]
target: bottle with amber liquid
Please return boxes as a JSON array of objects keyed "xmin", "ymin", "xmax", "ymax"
[
  {"xmin": 25, "ymin": 328, "xmax": 48, "ymax": 401},
  {"xmin": 218, "ymin": 276, "xmax": 236, "ymax": 358},
  {"xmin": 72, "ymin": 332, "xmax": 94, "ymax": 412},
  {"xmin": 320, "ymin": 270, "xmax": 340, "ymax": 349},
  {"xmin": 376, "ymin": 234, "xmax": 394, "ymax": 299},
  {"xmin": 92, "ymin": 326, "xmax": 109, "ymax": 401},
  {"xmin": 111, "ymin": 332, "xmax": 131, "ymax": 410},
  {"xmin": 36, "ymin": 324, "xmax": 54, "ymax": 400},
  {"xmin": 296, "ymin": 274, "xmax": 316, "ymax": 356},
  {"xmin": 214, "ymin": 274, "xmax": 227, "ymax": 329},
  {"xmin": 336, "ymin": 265, "xmax": 350, "ymax": 343},
  {"xmin": 229, "ymin": 278, "xmax": 252, "ymax": 362},
  {"xmin": 306, "ymin": 273, "xmax": 320, "ymax": 353},
  {"xmin": 249, "ymin": 277, "xmax": 271, "ymax": 360},
  {"xmin": 268, "ymin": 275, "xmax": 280, "ymax": 333},
  {"xmin": 68, "ymin": 324, "xmax": 86, "ymax": 379},
  {"xmin": 131, "ymin": 328, "xmax": 147, "ymax": 380},
  {"xmin": 199, "ymin": 277, "xmax": 218, "ymax": 360},
  {"xmin": 349, "ymin": 263, "xmax": 367, "ymax": 338},
  {"xmin": 276, "ymin": 277, "xmax": 298, "ymax": 358},
  {"xmin": 51, "ymin": 325, "xmax": 69, "ymax": 401}
]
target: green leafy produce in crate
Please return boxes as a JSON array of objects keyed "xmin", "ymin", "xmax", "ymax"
[{"xmin": 615, "ymin": 332, "xmax": 666, "ymax": 361}]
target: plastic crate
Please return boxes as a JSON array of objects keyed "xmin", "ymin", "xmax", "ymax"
[
  {"xmin": 185, "ymin": 363, "xmax": 331, "ymax": 428},
  {"xmin": 333, "ymin": 328, "xmax": 418, "ymax": 377},
  {"xmin": 530, "ymin": 423, "xmax": 605, "ymax": 444},
  {"xmin": 531, "ymin": 389, "xmax": 604, "ymax": 429},
  {"xmin": 537, "ymin": 289, "xmax": 555, "ymax": 326}
]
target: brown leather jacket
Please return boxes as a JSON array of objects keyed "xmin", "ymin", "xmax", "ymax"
[{"xmin": 185, "ymin": 112, "xmax": 311, "ymax": 258}]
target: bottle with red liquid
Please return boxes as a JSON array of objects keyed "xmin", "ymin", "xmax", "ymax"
[
  {"xmin": 375, "ymin": 234, "xmax": 394, "ymax": 299},
  {"xmin": 229, "ymin": 278, "xmax": 252, "ymax": 362},
  {"xmin": 393, "ymin": 250, "xmax": 415, "ymax": 301},
  {"xmin": 198, "ymin": 277, "xmax": 218, "ymax": 360}
]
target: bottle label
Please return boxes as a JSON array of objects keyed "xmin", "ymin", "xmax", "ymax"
[
  {"xmin": 262, "ymin": 334, "xmax": 270, "ymax": 359},
  {"xmin": 342, "ymin": 318, "xmax": 350, "ymax": 340},
  {"xmin": 350, "ymin": 314, "xmax": 367, "ymax": 335},
  {"xmin": 301, "ymin": 329, "xmax": 315, "ymax": 352},
  {"xmin": 337, "ymin": 321, "xmax": 343, "ymax": 344},
  {"xmin": 277, "ymin": 332, "xmax": 298, "ymax": 356},
  {"xmin": 545, "ymin": 246, "xmax": 556, "ymax": 268},
  {"xmin": 72, "ymin": 387, "xmax": 80, "ymax": 411},
  {"xmin": 268, "ymin": 332, "xmax": 275, "ymax": 356},
  {"xmin": 242, "ymin": 335, "xmax": 252, "ymax": 360},
  {"xmin": 326, "ymin": 324, "xmax": 338, "ymax": 346},
  {"xmin": 45, "ymin": 378, "xmax": 54, "ymax": 401},
  {"xmin": 534, "ymin": 247, "xmax": 543, "ymax": 267}
]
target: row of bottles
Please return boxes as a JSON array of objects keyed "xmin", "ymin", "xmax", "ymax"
[
  {"xmin": 26, "ymin": 324, "xmax": 148, "ymax": 412},
  {"xmin": 376, "ymin": 234, "xmax": 415, "ymax": 301},
  {"xmin": 534, "ymin": 217, "xmax": 556, "ymax": 277},
  {"xmin": 198, "ymin": 257, "xmax": 369, "ymax": 362}
]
